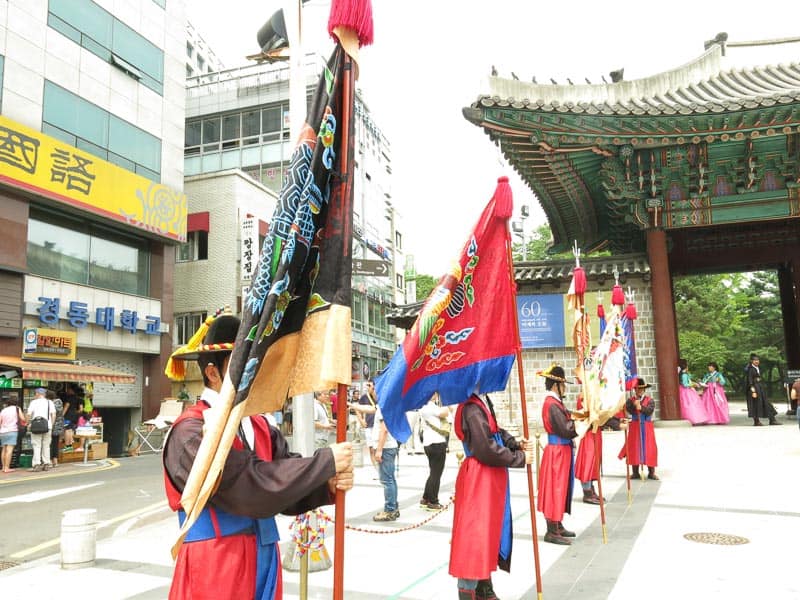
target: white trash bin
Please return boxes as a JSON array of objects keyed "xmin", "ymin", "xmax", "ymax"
[{"xmin": 61, "ymin": 508, "xmax": 97, "ymax": 569}]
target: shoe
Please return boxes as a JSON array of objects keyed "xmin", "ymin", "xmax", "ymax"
[
  {"xmin": 582, "ymin": 491, "xmax": 601, "ymax": 505},
  {"xmin": 42, "ymin": 464, "xmax": 51, "ymax": 471},
  {"xmin": 544, "ymin": 531, "xmax": 572, "ymax": 545},
  {"xmin": 647, "ymin": 473, "xmax": 660, "ymax": 480},
  {"xmin": 373, "ymin": 510, "xmax": 399, "ymax": 522},
  {"xmin": 419, "ymin": 499, "xmax": 430, "ymax": 508},
  {"xmin": 769, "ymin": 419, "xmax": 782, "ymax": 425},
  {"xmin": 753, "ymin": 420, "xmax": 763, "ymax": 426},
  {"xmin": 28, "ymin": 465, "xmax": 42, "ymax": 472},
  {"xmin": 557, "ymin": 523, "xmax": 576, "ymax": 538},
  {"xmin": 475, "ymin": 578, "xmax": 499, "ymax": 599},
  {"xmin": 424, "ymin": 502, "xmax": 444, "ymax": 511}
]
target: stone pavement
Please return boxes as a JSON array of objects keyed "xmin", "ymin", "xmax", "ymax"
[{"xmin": 2, "ymin": 401, "xmax": 799, "ymax": 599}]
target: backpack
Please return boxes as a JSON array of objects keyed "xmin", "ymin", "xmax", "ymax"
[{"xmin": 30, "ymin": 416, "xmax": 49, "ymax": 434}]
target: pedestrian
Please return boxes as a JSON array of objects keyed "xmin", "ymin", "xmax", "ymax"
[
  {"xmin": 26, "ymin": 387, "xmax": 55, "ymax": 472},
  {"xmin": 350, "ymin": 380, "xmax": 378, "ymax": 468},
  {"xmin": 61, "ymin": 383, "xmax": 79, "ymax": 450},
  {"xmin": 699, "ymin": 361, "xmax": 730, "ymax": 424},
  {"xmin": 314, "ymin": 390, "xmax": 336, "ymax": 448},
  {"xmin": 162, "ymin": 311, "xmax": 354, "ymax": 600},
  {"xmin": 537, "ymin": 365, "xmax": 578, "ymax": 545},
  {"xmin": 47, "ymin": 390, "xmax": 64, "ymax": 468},
  {"xmin": 372, "ymin": 404, "xmax": 400, "ymax": 522},
  {"xmin": 678, "ymin": 358, "xmax": 708, "ymax": 425},
  {"xmin": 619, "ymin": 378, "xmax": 659, "ymax": 480},
  {"xmin": 745, "ymin": 353, "xmax": 781, "ymax": 426},
  {"xmin": 418, "ymin": 393, "xmax": 451, "ymax": 511},
  {"xmin": 0, "ymin": 397, "xmax": 25, "ymax": 473},
  {"xmin": 449, "ymin": 392, "xmax": 533, "ymax": 599}
]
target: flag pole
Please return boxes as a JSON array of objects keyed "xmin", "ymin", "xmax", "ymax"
[
  {"xmin": 594, "ymin": 428, "xmax": 608, "ymax": 544},
  {"xmin": 332, "ymin": 51, "xmax": 355, "ymax": 600},
  {"xmin": 624, "ymin": 426, "xmax": 632, "ymax": 504},
  {"xmin": 505, "ymin": 228, "xmax": 544, "ymax": 600}
]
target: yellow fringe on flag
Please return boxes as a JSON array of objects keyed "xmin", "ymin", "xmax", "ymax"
[{"xmin": 164, "ymin": 315, "xmax": 215, "ymax": 380}]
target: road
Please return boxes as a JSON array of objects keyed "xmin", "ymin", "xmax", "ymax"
[{"xmin": 0, "ymin": 453, "xmax": 167, "ymax": 563}]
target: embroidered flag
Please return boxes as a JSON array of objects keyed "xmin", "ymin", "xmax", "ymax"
[
  {"xmin": 174, "ymin": 45, "xmax": 355, "ymax": 556},
  {"xmin": 376, "ymin": 177, "xmax": 516, "ymax": 442}
]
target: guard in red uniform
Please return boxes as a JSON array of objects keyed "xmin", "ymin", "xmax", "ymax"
[
  {"xmin": 618, "ymin": 377, "xmax": 659, "ymax": 480},
  {"xmin": 163, "ymin": 312, "xmax": 353, "ymax": 599},
  {"xmin": 449, "ymin": 393, "xmax": 533, "ymax": 600},
  {"xmin": 573, "ymin": 392, "xmax": 602, "ymax": 505},
  {"xmin": 537, "ymin": 365, "xmax": 578, "ymax": 545}
]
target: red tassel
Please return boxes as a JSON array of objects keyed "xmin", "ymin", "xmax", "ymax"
[
  {"xmin": 626, "ymin": 302, "xmax": 638, "ymax": 320},
  {"xmin": 597, "ymin": 304, "xmax": 605, "ymax": 318},
  {"xmin": 328, "ymin": 0, "xmax": 374, "ymax": 47},
  {"xmin": 611, "ymin": 284, "xmax": 625, "ymax": 306},
  {"xmin": 493, "ymin": 176, "xmax": 513, "ymax": 219},
  {"xmin": 572, "ymin": 266, "xmax": 586, "ymax": 294}
]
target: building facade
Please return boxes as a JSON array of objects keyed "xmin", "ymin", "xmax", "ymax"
[
  {"xmin": 0, "ymin": 0, "xmax": 187, "ymax": 456},
  {"xmin": 173, "ymin": 169, "xmax": 277, "ymax": 399},
  {"xmin": 183, "ymin": 56, "xmax": 404, "ymax": 387}
]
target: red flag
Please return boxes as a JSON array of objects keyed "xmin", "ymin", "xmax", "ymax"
[{"xmin": 376, "ymin": 178, "xmax": 516, "ymax": 441}]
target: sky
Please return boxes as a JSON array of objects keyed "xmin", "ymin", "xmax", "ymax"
[{"xmin": 187, "ymin": 0, "xmax": 800, "ymax": 276}]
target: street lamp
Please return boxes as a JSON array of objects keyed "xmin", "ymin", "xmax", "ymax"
[{"xmin": 512, "ymin": 204, "xmax": 529, "ymax": 261}]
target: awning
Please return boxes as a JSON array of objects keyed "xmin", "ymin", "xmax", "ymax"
[{"xmin": 0, "ymin": 356, "xmax": 136, "ymax": 384}]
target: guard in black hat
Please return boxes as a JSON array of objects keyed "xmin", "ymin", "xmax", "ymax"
[
  {"xmin": 537, "ymin": 364, "xmax": 578, "ymax": 545},
  {"xmin": 619, "ymin": 377, "xmax": 659, "ymax": 480},
  {"xmin": 162, "ymin": 309, "xmax": 354, "ymax": 600}
]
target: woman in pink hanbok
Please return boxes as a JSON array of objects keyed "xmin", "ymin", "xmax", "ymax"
[
  {"xmin": 678, "ymin": 358, "xmax": 708, "ymax": 425},
  {"xmin": 699, "ymin": 362, "xmax": 730, "ymax": 424}
]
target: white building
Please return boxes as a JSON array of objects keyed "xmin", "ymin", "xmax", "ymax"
[
  {"xmin": 0, "ymin": 0, "xmax": 188, "ymax": 456},
  {"xmin": 183, "ymin": 56, "xmax": 404, "ymax": 384},
  {"xmin": 185, "ymin": 20, "xmax": 224, "ymax": 78}
]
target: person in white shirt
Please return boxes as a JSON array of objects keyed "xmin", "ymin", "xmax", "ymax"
[
  {"xmin": 26, "ymin": 387, "xmax": 55, "ymax": 471},
  {"xmin": 314, "ymin": 391, "xmax": 335, "ymax": 448},
  {"xmin": 372, "ymin": 405, "xmax": 400, "ymax": 521},
  {"xmin": 419, "ymin": 393, "xmax": 452, "ymax": 511}
]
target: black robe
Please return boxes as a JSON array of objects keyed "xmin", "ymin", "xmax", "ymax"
[{"xmin": 745, "ymin": 364, "xmax": 778, "ymax": 420}]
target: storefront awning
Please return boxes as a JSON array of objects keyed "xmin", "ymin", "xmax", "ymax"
[{"xmin": 0, "ymin": 356, "xmax": 136, "ymax": 384}]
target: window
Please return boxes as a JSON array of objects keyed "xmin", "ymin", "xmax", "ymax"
[
  {"xmin": 186, "ymin": 42, "xmax": 193, "ymax": 58},
  {"xmin": 27, "ymin": 208, "xmax": 150, "ymax": 296},
  {"xmin": 197, "ymin": 56, "xmax": 205, "ymax": 72},
  {"xmin": 261, "ymin": 107, "xmax": 281, "ymax": 141},
  {"xmin": 0, "ymin": 55, "xmax": 4, "ymax": 110},
  {"xmin": 176, "ymin": 231, "xmax": 208, "ymax": 262},
  {"xmin": 174, "ymin": 312, "xmax": 207, "ymax": 345},
  {"xmin": 222, "ymin": 114, "xmax": 240, "ymax": 149},
  {"xmin": 48, "ymin": 0, "xmax": 164, "ymax": 94},
  {"xmin": 43, "ymin": 81, "xmax": 161, "ymax": 181},
  {"xmin": 396, "ymin": 274, "xmax": 403, "ymax": 289},
  {"xmin": 395, "ymin": 231, "xmax": 402, "ymax": 250}
]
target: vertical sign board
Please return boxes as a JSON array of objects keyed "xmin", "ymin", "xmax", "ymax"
[
  {"xmin": 517, "ymin": 294, "xmax": 566, "ymax": 348},
  {"xmin": 240, "ymin": 217, "xmax": 256, "ymax": 282}
]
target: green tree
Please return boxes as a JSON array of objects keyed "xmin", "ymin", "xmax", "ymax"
[
  {"xmin": 414, "ymin": 274, "xmax": 436, "ymax": 301},
  {"xmin": 674, "ymin": 270, "xmax": 785, "ymax": 399}
]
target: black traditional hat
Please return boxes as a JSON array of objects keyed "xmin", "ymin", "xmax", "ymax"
[
  {"xmin": 536, "ymin": 364, "xmax": 573, "ymax": 384},
  {"xmin": 634, "ymin": 377, "xmax": 651, "ymax": 389},
  {"xmin": 165, "ymin": 308, "xmax": 240, "ymax": 380}
]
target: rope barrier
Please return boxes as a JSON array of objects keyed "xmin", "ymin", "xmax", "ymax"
[{"xmin": 289, "ymin": 497, "xmax": 455, "ymax": 541}]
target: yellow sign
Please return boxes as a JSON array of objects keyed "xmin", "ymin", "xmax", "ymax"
[
  {"xmin": 22, "ymin": 327, "xmax": 77, "ymax": 361},
  {"xmin": 0, "ymin": 116, "xmax": 186, "ymax": 242},
  {"xmin": 562, "ymin": 291, "xmax": 605, "ymax": 347}
]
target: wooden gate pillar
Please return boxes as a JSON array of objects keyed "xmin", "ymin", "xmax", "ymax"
[
  {"xmin": 646, "ymin": 229, "xmax": 680, "ymax": 420},
  {"xmin": 778, "ymin": 263, "xmax": 800, "ymax": 370}
]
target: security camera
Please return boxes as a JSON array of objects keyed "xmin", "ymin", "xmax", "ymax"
[{"xmin": 0, "ymin": 370, "xmax": 19, "ymax": 380}]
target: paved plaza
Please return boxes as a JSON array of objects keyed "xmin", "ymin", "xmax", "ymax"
[{"xmin": 2, "ymin": 401, "xmax": 799, "ymax": 599}]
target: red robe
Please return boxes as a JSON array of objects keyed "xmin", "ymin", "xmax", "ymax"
[
  {"xmin": 537, "ymin": 392, "xmax": 577, "ymax": 521},
  {"xmin": 618, "ymin": 394, "xmax": 658, "ymax": 467},
  {"xmin": 449, "ymin": 395, "xmax": 525, "ymax": 580},
  {"xmin": 573, "ymin": 395, "xmax": 601, "ymax": 483}
]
